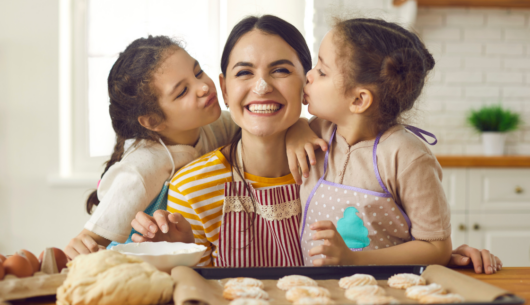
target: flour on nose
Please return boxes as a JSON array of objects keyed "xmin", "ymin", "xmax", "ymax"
[
  {"xmin": 253, "ymin": 78, "xmax": 271, "ymax": 95},
  {"xmin": 202, "ymin": 85, "xmax": 209, "ymax": 93}
]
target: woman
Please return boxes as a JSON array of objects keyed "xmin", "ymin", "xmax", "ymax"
[{"xmin": 130, "ymin": 15, "xmax": 501, "ymax": 273}]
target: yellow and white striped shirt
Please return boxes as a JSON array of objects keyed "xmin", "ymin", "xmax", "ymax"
[{"xmin": 167, "ymin": 148, "xmax": 295, "ymax": 266}]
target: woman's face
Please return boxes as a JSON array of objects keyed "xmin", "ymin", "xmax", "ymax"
[{"xmin": 220, "ymin": 30, "xmax": 305, "ymax": 138}]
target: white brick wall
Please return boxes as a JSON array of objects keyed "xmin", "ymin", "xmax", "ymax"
[
  {"xmin": 416, "ymin": 8, "xmax": 530, "ymax": 155},
  {"xmin": 312, "ymin": 5, "xmax": 530, "ymax": 155}
]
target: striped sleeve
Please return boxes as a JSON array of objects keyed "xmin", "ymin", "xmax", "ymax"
[{"xmin": 167, "ymin": 150, "xmax": 231, "ymax": 266}]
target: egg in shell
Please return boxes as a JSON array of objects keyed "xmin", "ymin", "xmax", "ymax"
[
  {"xmin": 18, "ymin": 249, "xmax": 39, "ymax": 273},
  {"xmin": 3, "ymin": 254, "xmax": 34, "ymax": 278}
]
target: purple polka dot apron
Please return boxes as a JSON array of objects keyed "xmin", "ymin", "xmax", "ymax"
[{"xmin": 300, "ymin": 125, "xmax": 437, "ymax": 266}]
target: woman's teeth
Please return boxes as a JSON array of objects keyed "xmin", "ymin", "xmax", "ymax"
[{"xmin": 247, "ymin": 103, "xmax": 281, "ymax": 113}]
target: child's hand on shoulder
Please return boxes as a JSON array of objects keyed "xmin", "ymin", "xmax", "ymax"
[
  {"xmin": 449, "ymin": 244, "xmax": 502, "ymax": 274},
  {"xmin": 308, "ymin": 220, "xmax": 353, "ymax": 266},
  {"xmin": 286, "ymin": 118, "xmax": 327, "ymax": 185},
  {"xmin": 131, "ymin": 210, "xmax": 194, "ymax": 243}
]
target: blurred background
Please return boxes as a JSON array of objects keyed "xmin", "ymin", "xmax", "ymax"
[{"xmin": 1, "ymin": 0, "xmax": 529, "ymax": 266}]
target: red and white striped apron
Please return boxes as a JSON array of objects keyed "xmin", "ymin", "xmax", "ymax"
[{"xmin": 216, "ymin": 141, "xmax": 304, "ymax": 267}]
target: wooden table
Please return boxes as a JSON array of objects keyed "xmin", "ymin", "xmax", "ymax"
[{"xmin": 7, "ymin": 267, "xmax": 530, "ymax": 305}]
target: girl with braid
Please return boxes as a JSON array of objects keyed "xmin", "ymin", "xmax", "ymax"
[{"xmin": 64, "ymin": 36, "xmax": 239, "ymax": 259}]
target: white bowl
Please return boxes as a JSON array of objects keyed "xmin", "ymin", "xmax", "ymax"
[{"xmin": 110, "ymin": 242, "xmax": 206, "ymax": 273}]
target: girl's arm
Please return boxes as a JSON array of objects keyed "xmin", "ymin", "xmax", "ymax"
[
  {"xmin": 64, "ymin": 229, "xmax": 110, "ymax": 260},
  {"xmin": 309, "ymin": 220, "xmax": 452, "ymax": 266},
  {"xmin": 286, "ymin": 118, "xmax": 328, "ymax": 185}
]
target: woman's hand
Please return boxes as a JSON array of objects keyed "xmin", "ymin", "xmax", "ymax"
[
  {"xmin": 286, "ymin": 118, "xmax": 327, "ymax": 185},
  {"xmin": 308, "ymin": 220, "xmax": 353, "ymax": 266},
  {"xmin": 448, "ymin": 244, "xmax": 502, "ymax": 274},
  {"xmin": 64, "ymin": 229, "xmax": 109, "ymax": 260},
  {"xmin": 131, "ymin": 210, "xmax": 194, "ymax": 243}
]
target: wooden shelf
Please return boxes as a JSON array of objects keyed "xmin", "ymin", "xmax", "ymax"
[
  {"xmin": 417, "ymin": 0, "xmax": 530, "ymax": 8},
  {"xmin": 436, "ymin": 155, "xmax": 530, "ymax": 167}
]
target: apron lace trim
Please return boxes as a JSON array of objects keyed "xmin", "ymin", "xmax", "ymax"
[{"xmin": 224, "ymin": 196, "xmax": 301, "ymax": 221}]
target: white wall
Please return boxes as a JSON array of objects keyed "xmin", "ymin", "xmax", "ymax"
[
  {"xmin": 416, "ymin": 7, "xmax": 530, "ymax": 155},
  {"xmin": 0, "ymin": 0, "xmax": 91, "ymax": 256}
]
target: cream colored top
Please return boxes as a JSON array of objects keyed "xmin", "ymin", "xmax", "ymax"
[
  {"xmin": 85, "ymin": 111, "xmax": 239, "ymax": 243},
  {"xmin": 300, "ymin": 118, "xmax": 451, "ymax": 241}
]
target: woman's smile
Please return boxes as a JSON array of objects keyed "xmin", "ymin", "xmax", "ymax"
[{"xmin": 245, "ymin": 100, "xmax": 283, "ymax": 116}]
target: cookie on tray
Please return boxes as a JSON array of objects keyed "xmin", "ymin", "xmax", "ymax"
[
  {"xmin": 339, "ymin": 274, "xmax": 377, "ymax": 289},
  {"xmin": 223, "ymin": 286, "xmax": 269, "ymax": 300},
  {"xmin": 356, "ymin": 295, "xmax": 400, "ymax": 305},
  {"xmin": 344, "ymin": 285, "xmax": 386, "ymax": 301},
  {"xmin": 387, "ymin": 273, "xmax": 426, "ymax": 289},
  {"xmin": 419, "ymin": 293, "xmax": 465, "ymax": 304},
  {"xmin": 286, "ymin": 286, "xmax": 331, "ymax": 302},
  {"xmin": 405, "ymin": 283, "xmax": 446, "ymax": 300},
  {"xmin": 229, "ymin": 298, "xmax": 270, "ymax": 305},
  {"xmin": 277, "ymin": 275, "xmax": 317, "ymax": 290},
  {"xmin": 294, "ymin": 296, "xmax": 335, "ymax": 305},
  {"xmin": 225, "ymin": 278, "xmax": 264, "ymax": 289}
]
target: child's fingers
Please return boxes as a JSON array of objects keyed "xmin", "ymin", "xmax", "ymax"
[
  {"xmin": 495, "ymin": 255, "xmax": 502, "ymax": 270},
  {"xmin": 82, "ymin": 235, "xmax": 100, "ymax": 253},
  {"xmin": 305, "ymin": 143, "xmax": 317, "ymax": 166},
  {"xmin": 134, "ymin": 211, "xmax": 158, "ymax": 235},
  {"xmin": 296, "ymin": 149, "xmax": 310, "ymax": 179},
  {"xmin": 287, "ymin": 149, "xmax": 302, "ymax": 185},
  {"xmin": 312, "ymin": 256, "xmax": 340, "ymax": 266},
  {"xmin": 131, "ymin": 233, "xmax": 149, "ymax": 243},
  {"xmin": 131, "ymin": 218, "xmax": 154, "ymax": 238},
  {"xmin": 153, "ymin": 210, "xmax": 171, "ymax": 234},
  {"xmin": 313, "ymin": 138, "xmax": 328, "ymax": 152},
  {"xmin": 480, "ymin": 249, "xmax": 494, "ymax": 274},
  {"xmin": 312, "ymin": 229, "xmax": 338, "ymax": 241},
  {"xmin": 448, "ymin": 253, "xmax": 470, "ymax": 266},
  {"xmin": 310, "ymin": 220, "xmax": 336, "ymax": 231}
]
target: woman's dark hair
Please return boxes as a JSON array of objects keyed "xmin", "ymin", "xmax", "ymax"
[
  {"xmin": 333, "ymin": 18, "xmax": 435, "ymax": 133},
  {"xmin": 86, "ymin": 35, "xmax": 182, "ymax": 214},
  {"xmin": 220, "ymin": 15, "xmax": 311, "ymax": 244}
]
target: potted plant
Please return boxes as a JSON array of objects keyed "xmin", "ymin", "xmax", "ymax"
[{"xmin": 467, "ymin": 105, "xmax": 521, "ymax": 156}]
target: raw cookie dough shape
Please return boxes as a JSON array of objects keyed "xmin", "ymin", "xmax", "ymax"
[
  {"xmin": 286, "ymin": 286, "xmax": 331, "ymax": 302},
  {"xmin": 344, "ymin": 285, "xmax": 386, "ymax": 300},
  {"xmin": 277, "ymin": 275, "xmax": 318, "ymax": 290},
  {"xmin": 387, "ymin": 273, "xmax": 426, "ymax": 289},
  {"xmin": 339, "ymin": 274, "xmax": 377, "ymax": 289},
  {"xmin": 56, "ymin": 250, "xmax": 174, "ymax": 305},
  {"xmin": 405, "ymin": 283, "xmax": 446, "ymax": 300},
  {"xmin": 225, "ymin": 278, "xmax": 264, "ymax": 289}
]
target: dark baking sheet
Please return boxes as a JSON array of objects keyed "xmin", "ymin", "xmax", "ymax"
[{"xmin": 192, "ymin": 265, "xmax": 525, "ymax": 305}]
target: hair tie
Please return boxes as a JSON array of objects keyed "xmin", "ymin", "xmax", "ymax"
[{"xmin": 97, "ymin": 179, "xmax": 101, "ymax": 189}]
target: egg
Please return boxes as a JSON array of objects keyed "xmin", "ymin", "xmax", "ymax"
[
  {"xmin": 18, "ymin": 249, "xmax": 40, "ymax": 273},
  {"xmin": 0, "ymin": 254, "xmax": 6, "ymax": 264},
  {"xmin": 39, "ymin": 247, "xmax": 68, "ymax": 272},
  {"xmin": 3, "ymin": 254, "xmax": 34, "ymax": 278},
  {"xmin": 0, "ymin": 263, "xmax": 4, "ymax": 280}
]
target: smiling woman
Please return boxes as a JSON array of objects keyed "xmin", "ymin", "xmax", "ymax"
[{"xmin": 130, "ymin": 15, "xmax": 312, "ymax": 267}]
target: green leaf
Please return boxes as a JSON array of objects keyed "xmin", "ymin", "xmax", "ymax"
[{"xmin": 467, "ymin": 105, "xmax": 521, "ymax": 132}]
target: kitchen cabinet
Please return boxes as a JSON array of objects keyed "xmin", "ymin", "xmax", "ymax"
[{"xmin": 442, "ymin": 168, "xmax": 530, "ymax": 267}]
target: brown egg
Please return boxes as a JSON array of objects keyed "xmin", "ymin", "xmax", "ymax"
[
  {"xmin": 0, "ymin": 263, "xmax": 4, "ymax": 280},
  {"xmin": 3, "ymin": 254, "xmax": 34, "ymax": 278},
  {"xmin": 0, "ymin": 254, "xmax": 6, "ymax": 264},
  {"xmin": 39, "ymin": 247, "xmax": 68, "ymax": 272},
  {"xmin": 18, "ymin": 249, "xmax": 40, "ymax": 273}
]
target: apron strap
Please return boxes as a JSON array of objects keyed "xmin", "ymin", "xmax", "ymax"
[
  {"xmin": 159, "ymin": 138, "xmax": 176, "ymax": 182},
  {"xmin": 322, "ymin": 127, "xmax": 337, "ymax": 176},
  {"xmin": 372, "ymin": 132, "xmax": 392, "ymax": 196},
  {"xmin": 404, "ymin": 125, "xmax": 438, "ymax": 145},
  {"xmin": 232, "ymin": 139, "xmax": 246, "ymax": 182}
]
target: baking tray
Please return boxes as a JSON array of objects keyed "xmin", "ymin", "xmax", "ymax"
[{"xmin": 192, "ymin": 265, "xmax": 525, "ymax": 305}]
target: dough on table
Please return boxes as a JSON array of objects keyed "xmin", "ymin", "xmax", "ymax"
[
  {"xmin": 419, "ymin": 293, "xmax": 465, "ymax": 304},
  {"xmin": 223, "ymin": 287, "xmax": 269, "ymax": 300},
  {"xmin": 286, "ymin": 286, "xmax": 330, "ymax": 302},
  {"xmin": 405, "ymin": 283, "xmax": 446, "ymax": 300},
  {"xmin": 56, "ymin": 250, "xmax": 174, "ymax": 305},
  {"xmin": 225, "ymin": 278, "xmax": 264, "ymax": 289},
  {"xmin": 229, "ymin": 298, "xmax": 270, "ymax": 305},
  {"xmin": 293, "ymin": 296, "xmax": 335, "ymax": 305},
  {"xmin": 344, "ymin": 285, "xmax": 386, "ymax": 300},
  {"xmin": 277, "ymin": 275, "xmax": 317, "ymax": 290},
  {"xmin": 387, "ymin": 273, "xmax": 426, "ymax": 289},
  {"xmin": 339, "ymin": 274, "xmax": 377, "ymax": 289},
  {"xmin": 356, "ymin": 295, "xmax": 400, "ymax": 305}
]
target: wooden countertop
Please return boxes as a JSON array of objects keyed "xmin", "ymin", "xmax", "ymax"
[
  {"xmin": 7, "ymin": 267, "xmax": 530, "ymax": 305},
  {"xmin": 436, "ymin": 156, "xmax": 530, "ymax": 168}
]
